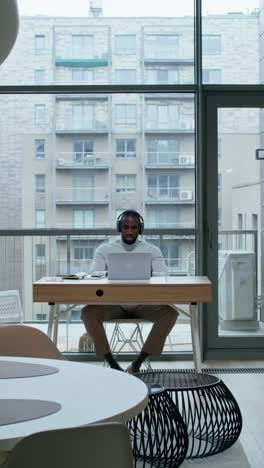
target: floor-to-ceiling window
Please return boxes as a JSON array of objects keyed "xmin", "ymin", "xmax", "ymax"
[{"xmin": 0, "ymin": 0, "xmax": 263, "ymax": 360}]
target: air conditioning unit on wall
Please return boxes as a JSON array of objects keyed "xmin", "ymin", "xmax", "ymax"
[
  {"xmin": 179, "ymin": 155, "xmax": 189, "ymax": 165},
  {"xmin": 180, "ymin": 190, "xmax": 193, "ymax": 201}
]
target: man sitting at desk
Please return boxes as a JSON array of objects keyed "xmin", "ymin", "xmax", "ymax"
[{"xmin": 81, "ymin": 210, "xmax": 179, "ymax": 373}]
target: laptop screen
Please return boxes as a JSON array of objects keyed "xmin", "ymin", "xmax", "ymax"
[{"xmin": 107, "ymin": 253, "xmax": 151, "ymax": 280}]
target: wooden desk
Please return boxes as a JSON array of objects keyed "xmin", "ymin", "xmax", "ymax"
[
  {"xmin": 33, "ymin": 276, "xmax": 212, "ymax": 373},
  {"xmin": 0, "ymin": 357, "xmax": 148, "ymax": 447}
]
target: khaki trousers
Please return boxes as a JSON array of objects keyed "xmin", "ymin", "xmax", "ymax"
[{"xmin": 81, "ymin": 304, "xmax": 178, "ymax": 357}]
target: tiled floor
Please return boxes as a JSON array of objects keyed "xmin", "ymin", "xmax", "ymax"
[{"xmin": 35, "ymin": 322, "xmax": 264, "ymax": 468}]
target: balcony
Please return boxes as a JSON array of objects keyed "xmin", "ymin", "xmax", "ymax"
[
  {"xmin": 56, "ymin": 152, "xmax": 109, "ymax": 170},
  {"xmin": 145, "ymin": 120, "xmax": 194, "ymax": 133},
  {"xmin": 145, "ymin": 152, "xmax": 195, "ymax": 168},
  {"xmin": 143, "ymin": 51, "xmax": 194, "ymax": 66},
  {"xmin": 1, "ymin": 228, "xmax": 262, "ymax": 360},
  {"xmin": 55, "ymin": 58, "xmax": 108, "ymax": 68},
  {"xmin": 0, "ymin": 229, "xmax": 196, "ymax": 340},
  {"xmin": 56, "ymin": 187, "xmax": 109, "ymax": 205},
  {"xmin": 56, "ymin": 120, "xmax": 108, "ymax": 134},
  {"xmin": 145, "ymin": 187, "xmax": 195, "ymax": 204}
]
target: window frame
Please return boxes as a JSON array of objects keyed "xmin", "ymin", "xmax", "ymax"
[
  {"xmin": 116, "ymin": 174, "xmax": 137, "ymax": 192},
  {"xmin": 35, "ymin": 139, "xmax": 45, "ymax": 160},
  {"xmin": 35, "ymin": 209, "xmax": 46, "ymax": 228},
  {"xmin": 116, "ymin": 139, "xmax": 136, "ymax": 159},
  {"xmin": 115, "ymin": 34, "xmax": 137, "ymax": 54},
  {"xmin": 202, "ymin": 34, "xmax": 221, "ymax": 55},
  {"xmin": 35, "ymin": 104, "xmax": 46, "ymax": 126},
  {"xmin": 35, "ymin": 174, "xmax": 46, "ymax": 193},
  {"xmin": 72, "ymin": 34, "xmax": 94, "ymax": 57},
  {"xmin": 35, "ymin": 34, "xmax": 46, "ymax": 54}
]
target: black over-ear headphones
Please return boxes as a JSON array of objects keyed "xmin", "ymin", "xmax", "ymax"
[{"xmin": 117, "ymin": 210, "xmax": 144, "ymax": 234}]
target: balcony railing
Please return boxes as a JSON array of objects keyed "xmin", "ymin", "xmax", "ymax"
[
  {"xmin": 146, "ymin": 152, "xmax": 195, "ymax": 167},
  {"xmin": 146, "ymin": 187, "xmax": 194, "ymax": 202},
  {"xmin": 145, "ymin": 120, "xmax": 194, "ymax": 132},
  {"xmin": 56, "ymin": 152, "xmax": 109, "ymax": 169},
  {"xmin": 56, "ymin": 187, "xmax": 109, "ymax": 204},
  {"xmin": 2, "ymin": 228, "xmax": 261, "ymax": 351},
  {"xmin": 56, "ymin": 120, "xmax": 108, "ymax": 133},
  {"xmin": 144, "ymin": 49, "xmax": 194, "ymax": 62},
  {"xmin": 0, "ymin": 228, "xmax": 197, "ymax": 323}
]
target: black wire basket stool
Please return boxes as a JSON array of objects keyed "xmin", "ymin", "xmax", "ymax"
[
  {"xmin": 128, "ymin": 383, "xmax": 188, "ymax": 468},
  {"xmin": 137, "ymin": 372, "xmax": 242, "ymax": 460}
]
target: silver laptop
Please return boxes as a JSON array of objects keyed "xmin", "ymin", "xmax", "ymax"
[{"xmin": 107, "ymin": 253, "xmax": 151, "ymax": 280}]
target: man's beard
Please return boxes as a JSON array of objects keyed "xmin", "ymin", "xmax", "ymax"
[{"xmin": 122, "ymin": 236, "xmax": 137, "ymax": 245}]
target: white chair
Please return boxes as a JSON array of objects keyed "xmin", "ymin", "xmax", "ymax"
[
  {"xmin": 107, "ymin": 318, "xmax": 152, "ymax": 370},
  {"xmin": 1, "ymin": 423, "xmax": 134, "ymax": 468},
  {"xmin": 108, "ymin": 305, "xmax": 202, "ymax": 373},
  {"xmin": 0, "ymin": 290, "xmax": 23, "ymax": 323}
]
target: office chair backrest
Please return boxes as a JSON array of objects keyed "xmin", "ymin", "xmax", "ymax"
[
  {"xmin": 3, "ymin": 423, "xmax": 134, "ymax": 468},
  {"xmin": 0, "ymin": 325, "xmax": 64, "ymax": 360}
]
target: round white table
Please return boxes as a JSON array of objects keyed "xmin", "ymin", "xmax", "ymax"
[{"xmin": 0, "ymin": 356, "xmax": 148, "ymax": 447}]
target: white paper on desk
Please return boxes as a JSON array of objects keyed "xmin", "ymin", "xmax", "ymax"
[{"xmin": 82, "ymin": 275, "xmax": 105, "ymax": 280}]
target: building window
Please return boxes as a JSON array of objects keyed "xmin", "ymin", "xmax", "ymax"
[
  {"xmin": 34, "ymin": 69, "xmax": 46, "ymax": 84},
  {"xmin": 72, "ymin": 104, "xmax": 94, "ymax": 130},
  {"xmin": 73, "ymin": 140, "xmax": 94, "ymax": 162},
  {"xmin": 35, "ymin": 105, "xmax": 46, "ymax": 126},
  {"xmin": 35, "ymin": 174, "xmax": 45, "ymax": 193},
  {"xmin": 73, "ymin": 174, "xmax": 94, "ymax": 201},
  {"xmin": 74, "ymin": 246, "xmax": 94, "ymax": 260},
  {"xmin": 115, "ymin": 34, "xmax": 136, "ymax": 54},
  {"xmin": 116, "ymin": 139, "xmax": 136, "ymax": 159},
  {"xmin": 203, "ymin": 69, "xmax": 221, "ymax": 84},
  {"xmin": 147, "ymin": 207, "xmax": 180, "ymax": 228},
  {"xmin": 35, "ymin": 209, "xmax": 46, "ymax": 228},
  {"xmin": 203, "ymin": 35, "xmax": 221, "ymax": 55},
  {"xmin": 147, "ymin": 174, "xmax": 179, "ymax": 200},
  {"xmin": 36, "ymin": 244, "xmax": 46, "ymax": 257},
  {"xmin": 72, "ymin": 69, "xmax": 93, "ymax": 83},
  {"xmin": 146, "ymin": 69, "xmax": 179, "ymax": 84},
  {"xmin": 72, "ymin": 34, "xmax": 93, "ymax": 57},
  {"xmin": 115, "ymin": 69, "xmax": 136, "ymax": 84},
  {"xmin": 252, "ymin": 213, "xmax": 258, "ymax": 230},
  {"xmin": 145, "ymin": 35, "xmax": 179, "ymax": 59},
  {"xmin": 237, "ymin": 213, "xmax": 243, "ymax": 230},
  {"xmin": 36, "ymin": 313, "xmax": 47, "ymax": 320},
  {"xmin": 115, "ymin": 104, "xmax": 136, "ymax": 126},
  {"xmin": 146, "ymin": 103, "xmax": 179, "ymax": 130},
  {"xmin": 160, "ymin": 242, "xmax": 180, "ymax": 271},
  {"xmin": 73, "ymin": 209, "xmax": 94, "ymax": 228},
  {"xmin": 35, "ymin": 139, "xmax": 45, "ymax": 159},
  {"xmin": 116, "ymin": 175, "xmax": 136, "ymax": 192},
  {"xmin": 35, "ymin": 34, "xmax": 45, "ymax": 54},
  {"xmin": 147, "ymin": 138, "xmax": 180, "ymax": 165}
]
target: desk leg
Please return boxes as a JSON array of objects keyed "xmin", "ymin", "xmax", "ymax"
[
  {"xmin": 190, "ymin": 303, "xmax": 202, "ymax": 373},
  {"xmin": 52, "ymin": 304, "xmax": 60, "ymax": 345},
  {"xmin": 47, "ymin": 303, "xmax": 55, "ymax": 339}
]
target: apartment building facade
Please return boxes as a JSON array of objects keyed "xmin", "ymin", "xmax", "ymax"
[{"xmin": 0, "ymin": 10, "xmax": 260, "ymax": 321}]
